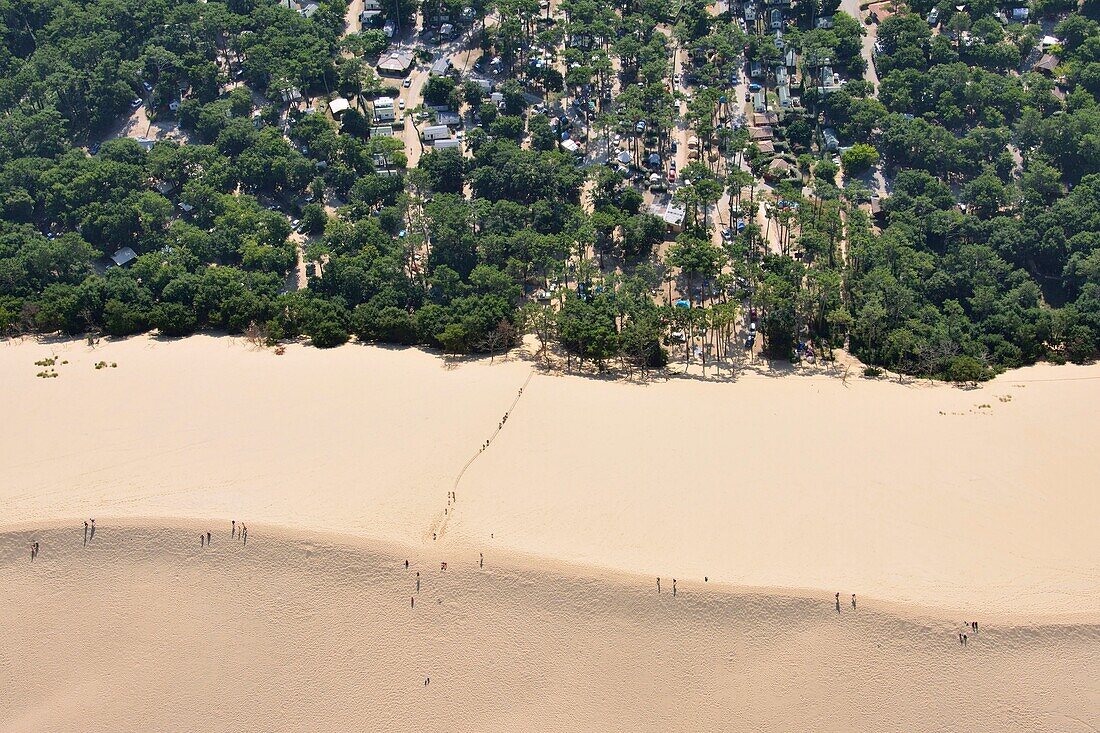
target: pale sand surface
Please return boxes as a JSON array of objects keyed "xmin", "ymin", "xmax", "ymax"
[
  {"xmin": 3, "ymin": 335, "xmax": 1099, "ymax": 730},
  {"xmin": 2, "ymin": 522, "xmax": 1098, "ymax": 733},
  {"xmin": 1, "ymin": 335, "xmax": 1097, "ymax": 619}
]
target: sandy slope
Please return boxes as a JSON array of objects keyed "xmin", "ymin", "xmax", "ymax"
[
  {"xmin": 2, "ymin": 522, "xmax": 1098, "ymax": 733},
  {"xmin": 1, "ymin": 335, "xmax": 1098, "ymax": 620}
]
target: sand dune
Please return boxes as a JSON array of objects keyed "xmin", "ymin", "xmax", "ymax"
[
  {"xmin": 3, "ymin": 522, "xmax": 1098, "ymax": 733},
  {"xmin": 1, "ymin": 335, "xmax": 1098, "ymax": 619},
  {"xmin": 2, "ymin": 335, "xmax": 1099, "ymax": 730}
]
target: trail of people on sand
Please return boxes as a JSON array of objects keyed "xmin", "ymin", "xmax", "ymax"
[{"xmin": 424, "ymin": 368, "xmax": 536, "ymax": 544}]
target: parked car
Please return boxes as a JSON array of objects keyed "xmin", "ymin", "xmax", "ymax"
[
  {"xmin": 131, "ymin": 98, "xmax": 143, "ymax": 108},
  {"xmin": 402, "ymin": 78, "xmax": 412, "ymax": 88},
  {"xmin": 398, "ymin": 98, "xmax": 406, "ymax": 109}
]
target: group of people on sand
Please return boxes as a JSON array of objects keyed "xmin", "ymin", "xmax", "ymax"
[
  {"xmin": 200, "ymin": 521, "xmax": 247, "ymax": 547},
  {"xmin": 479, "ymin": 407, "xmax": 516, "ymax": 454},
  {"xmin": 959, "ymin": 620, "xmax": 979, "ymax": 646},
  {"xmin": 656, "ymin": 577, "xmax": 678, "ymax": 596},
  {"xmin": 835, "ymin": 592, "xmax": 857, "ymax": 612},
  {"xmin": 29, "ymin": 519, "xmax": 98, "ymax": 558}
]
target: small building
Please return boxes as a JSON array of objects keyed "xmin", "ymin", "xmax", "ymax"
[
  {"xmin": 775, "ymin": 65, "xmax": 788, "ymax": 86},
  {"xmin": 815, "ymin": 15, "xmax": 834, "ymax": 29},
  {"xmin": 1038, "ymin": 35, "xmax": 1061, "ymax": 51},
  {"xmin": 1033, "ymin": 54, "xmax": 1059, "ymax": 75},
  {"xmin": 372, "ymin": 96, "xmax": 396, "ymax": 122},
  {"xmin": 753, "ymin": 112, "xmax": 779, "ymax": 126},
  {"xmin": 770, "ymin": 8, "xmax": 783, "ymax": 29},
  {"xmin": 370, "ymin": 125, "xmax": 394, "ymax": 137},
  {"xmin": 363, "ymin": 0, "xmax": 382, "ymax": 9},
  {"xmin": 280, "ymin": 87, "xmax": 303, "ymax": 103},
  {"xmin": 110, "ymin": 247, "xmax": 138, "ymax": 267},
  {"xmin": 655, "ymin": 203, "xmax": 686, "ymax": 232},
  {"xmin": 377, "ymin": 49, "xmax": 415, "ymax": 76},
  {"xmin": 784, "ymin": 48, "xmax": 797, "ymax": 69},
  {"xmin": 560, "ymin": 138, "xmax": 581, "ymax": 155},
  {"xmin": 433, "ymin": 138, "xmax": 461, "ymax": 149},
  {"xmin": 360, "ymin": 10, "xmax": 382, "ymax": 27},
  {"xmin": 749, "ymin": 126, "xmax": 773, "ymax": 141},
  {"xmin": 422, "ymin": 124, "xmax": 451, "ymax": 141},
  {"xmin": 752, "ymin": 91, "xmax": 766, "ymax": 112},
  {"xmin": 440, "ymin": 23, "xmax": 455, "ymax": 37},
  {"xmin": 756, "ymin": 140, "xmax": 775, "ymax": 154},
  {"xmin": 765, "ymin": 158, "xmax": 792, "ymax": 181},
  {"xmin": 1011, "ymin": 7, "xmax": 1029, "ymax": 21},
  {"xmin": 617, "ymin": 150, "xmax": 632, "ymax": 166},
  {"xmin": 777, "ymin": 85, "xmax": 791, "ymax": 108},
  {"xmin": 430, "ymin": 58, "xmax": 452, "ymax": 77},
  {"xmin": 822, "ymin": 127, "xmax": 839, "ymax": 152},
  {"xmin": 819, "ymin": 66, "xmax": 843, "ymax": 93},
  {"xmin": 328, "ymin": 97, "xmax": 350, "ymax": 117},
  {"xmin": 870, "ymin": 195, "xmax": 886, "ymax": 223},
  {"xmin": 470, "ymin": 78, "xmax": 493, "ymax": 93},
  {"xmin": 437, "ymin": 111, "xmax": 461, "ymax": 127}
]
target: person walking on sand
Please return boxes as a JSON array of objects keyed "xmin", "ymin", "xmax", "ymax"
[
  {"xmin": 206, "ymin": 531, "xmax": 211, "ymax": 546},
  {"xmin": 479, "ymin": 552, "xmax": 483, "ymax": 569},
  {"xmin": 405, "ymin": 559, "xmax": 409, "ymax": 570},
  {"xmin": 232, "ymin": 520, "xmax": 236, "ymax": 538},
  {"xmin": 201, "ymin": 534, "xmax": 205, "ymax": 547},
  {"xmin": 958, "ymin": 633, "xmax": 963, "ymax": 645},
  {"xmin": 963, "ymin": 633, "xmax": 968, "ymax": 646},
  {"xmin": 90, "ymin": 519, "xmax": 95, "ymax": 539},
  {"xmin": 657, "ymin": 577, "xmax": 661, "ymax": 594},
  {"xmin": 242, "ymin": 526, "xmax": 247, "ymax": 545},
  {"xmin": 672, "ymin": 579, "xmax": 677, "ymax": 597},
  {"xmin": 416, "ymin": 572, "xmax": 420, "ymax": 593},
  {"xmin": 835, "ymin": 593, "xmax": 841, "ymax": 613},
  {"xmin": 411, "ymin": 596, "xmax": 415, "ymax": 608},
  {"xmin": 852, "ymin": 594, "xmax": 857, "ymax": 609}
]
